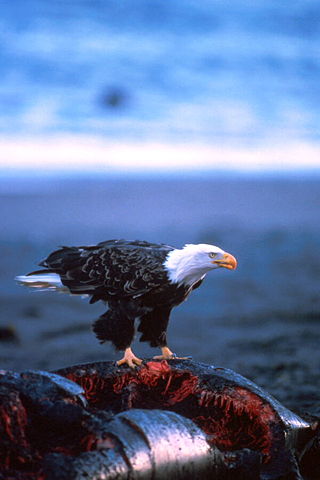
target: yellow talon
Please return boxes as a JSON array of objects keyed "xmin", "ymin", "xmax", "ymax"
[
  {"xmin": 117, "ymin": 347, "xmax": 143, "ymax": 368},
  {"xmin": 153, "ymin": 346, "xmax": 191, "ymax": 361}
]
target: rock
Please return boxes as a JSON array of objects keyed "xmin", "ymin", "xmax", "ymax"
[{"xmin": 0, "ymin": 325, "xmax": 19, "ymax": 343}]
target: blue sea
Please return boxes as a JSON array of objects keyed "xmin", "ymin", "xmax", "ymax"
[
  {"xmin": 1, "ymin": 0, "xmax": 320, "ymax": 144},
  {"xmin": 1, "ymin": 176, "xmax": 319, "ymax": 394}
]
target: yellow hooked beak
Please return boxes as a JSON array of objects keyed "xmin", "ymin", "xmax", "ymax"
[{"xmin": 212, "ymin": 252, "xmax": 237, "ymax": 270}]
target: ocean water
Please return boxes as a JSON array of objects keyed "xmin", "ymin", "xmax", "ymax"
[
  {"xmin": 2, "ymin": 175, "xmax": 320, "ymax": 318},
  {"xmin": 1, "ymin": 0, "xmax": 320, "ymax": 144},
  {"xmin": 0, "ymin": 175, "xmax": 319, "ymax": 412}
]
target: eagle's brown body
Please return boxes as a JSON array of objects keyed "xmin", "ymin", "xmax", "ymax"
[
  {"xmin": 34, "ymin": 240, "xmax": 203, "ymax": 350},
  {"xmin": 17, "ymin": 239, "xmax": 237, "ymax": 367}
]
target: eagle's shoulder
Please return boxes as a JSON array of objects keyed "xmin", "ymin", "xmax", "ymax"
[{"xmin": 97, "ymin": 239, "xmax": 174, "ymax": 252}]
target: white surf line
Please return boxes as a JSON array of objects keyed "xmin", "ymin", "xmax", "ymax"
[{"xmin": 0, "ymin": 136, "xmax": 320, "ymax": 173}]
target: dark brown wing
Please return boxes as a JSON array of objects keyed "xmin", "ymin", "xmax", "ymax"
[{"xmin": 39, "ymin": 239, "xmax": 174, "ymax": 301}]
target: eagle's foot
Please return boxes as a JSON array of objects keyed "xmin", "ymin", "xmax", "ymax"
[
  {"xmin": 117, "ymin": 347, "xmax": 143, "ymax": 368},
  {"xmin": 153, "ymin": 346, "xmax": 192, "ymax": 361}
]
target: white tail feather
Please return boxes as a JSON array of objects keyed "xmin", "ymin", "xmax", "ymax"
[{"xmin": 15, "ymin": 273, "xmax": 69, "ymax": 292}]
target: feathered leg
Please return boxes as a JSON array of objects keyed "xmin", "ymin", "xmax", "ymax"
[
  {"xmin": 138, "ymin": 307, "xmax": 170, "ymax": 347},
  {"xmin": 92, "ymin": 309, "xmax": 142, "ymax": 368},
  {"xmin": 138, "ymin": 307, "xmax": 191, "ymax": 360}
]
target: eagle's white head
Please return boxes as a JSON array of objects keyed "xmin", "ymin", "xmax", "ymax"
[{"xmin": 164, "ymin": 243, "xmax": 237, "ymax": 286}]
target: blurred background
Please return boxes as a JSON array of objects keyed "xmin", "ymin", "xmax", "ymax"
[{"xmin": 0, "ymin": 0, "xmax": 319, "ymax": 413}]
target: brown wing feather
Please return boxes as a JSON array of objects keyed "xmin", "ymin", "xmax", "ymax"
[{"xmin": 39, "ymin": 240, "xmax": 174, "ymax": 301}]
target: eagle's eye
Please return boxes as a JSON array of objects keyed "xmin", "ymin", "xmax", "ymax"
[{"xmin": 209, "ymin": 252, "xmax": 217, "ymax": 258}]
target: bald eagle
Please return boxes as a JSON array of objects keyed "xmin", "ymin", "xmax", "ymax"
[{"xmin": 16, "ymin": 240, "xmax": 237, "ymax": 367}]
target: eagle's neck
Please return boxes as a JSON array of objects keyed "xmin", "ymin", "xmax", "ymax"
[{"xmin": 163, "ymin": 246, "xmax": 208, "ymax": 286}]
